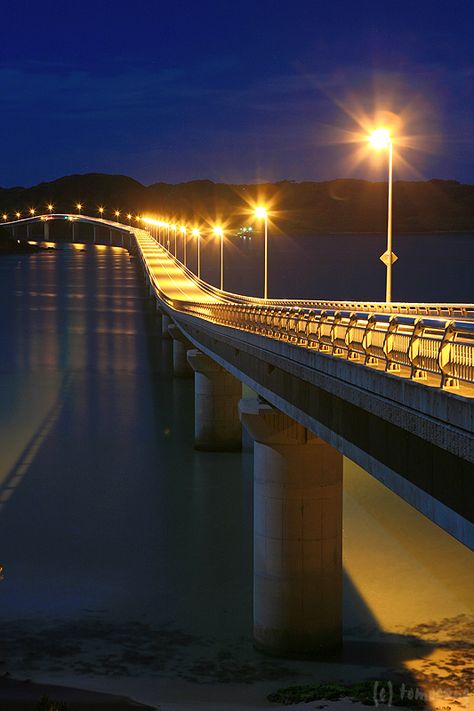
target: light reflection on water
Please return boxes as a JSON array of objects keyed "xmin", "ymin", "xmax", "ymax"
[{"xmin": 0, "ymin": 244, "xmax": 472, "ymax": 703}]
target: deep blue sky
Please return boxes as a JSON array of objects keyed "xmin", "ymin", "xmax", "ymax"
[{"xmin": 1, "ymin": 0, "xmax": 473, "ymax": 187}]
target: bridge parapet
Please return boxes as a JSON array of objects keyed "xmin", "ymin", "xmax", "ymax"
[{"xmin": 173, "ymin": 301, "xmax": 474, "ymax": 397}]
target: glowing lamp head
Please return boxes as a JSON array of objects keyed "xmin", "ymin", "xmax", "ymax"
[
  {"xmin": 213, "ymin": 226, "xmax": 223, "ymax": 237},
  {"xmin": 16, "ymin": 212, "xmax": 20, "ymax": 218},
  {"xmin": 2, "ymin": 214, "xmax": 7, "ymax": 220},
  {"xmin": 76, "ymin": 203, "xmax": 82, "ymax": 211},
  {"xmin": 191, "ymin": 228, "xmax": 200, "ymax": 237},
  {"xmin": 255, "ymin": 206, "xmax": 267, "ymax": 219},
  {"xmin": 115, "ymin": 210, "xmax": 120, "ymax": 217},
  {"xmin": 29, "ymin": 208, "xmax": 35, "ymax": 215},
  {"xmin": 369, "ymin": 128, "xmax": 391, "ymax": 149},
  {"xmin": 47, "ymin": 204, "xmax": 54, "ymax": 211},
  {"xmin": 98, "ymin": 207, "xmax": 104, "ymax": 214},
  {"xmin": 180, "ymin": 225, "xmax": 186, "ymax": 233},
  {"xmin": 127, "ymin": 213, "xmax": 132, "ymax": 219}
]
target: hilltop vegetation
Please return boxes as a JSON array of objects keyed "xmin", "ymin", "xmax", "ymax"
[{"xmin": 0, "ymin": 173, "xmax": 473, "ymax": 234}]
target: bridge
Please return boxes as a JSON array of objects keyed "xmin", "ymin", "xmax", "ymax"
[{"xmin": 3, "ymin": 213, "xmax": 473, "ymax": 657}]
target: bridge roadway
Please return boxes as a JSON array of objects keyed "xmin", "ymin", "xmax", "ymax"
[
  {"xmin": 3, "ymin": 214, "xmax": 474, "ymax": 656},
  {"xmin": 5, "ymin": 215, "xmax": 474, "ymax": 540}
]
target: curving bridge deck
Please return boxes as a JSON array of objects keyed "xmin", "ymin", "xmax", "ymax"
[
  {"xmin": 4, "ymin": 214, "xmax": 474, "ymax": 552},
  {"xmin": 3, "ymin": 212, "xmax": 474, "ymax": 656}
]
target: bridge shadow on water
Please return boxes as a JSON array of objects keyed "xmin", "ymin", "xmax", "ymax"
[{"xmin": 0, "ymin": 244, "xmax": 471, "ymax": 708}]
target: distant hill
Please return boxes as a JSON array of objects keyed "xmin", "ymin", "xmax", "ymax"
[{"xmin": 0, "ymin": 173, "xmax": 473, "ymax": 234}]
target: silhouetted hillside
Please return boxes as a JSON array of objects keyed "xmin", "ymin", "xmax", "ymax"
[{"xmin": 0, "ymin": 173, "xmax": 473, "ymax": 234}]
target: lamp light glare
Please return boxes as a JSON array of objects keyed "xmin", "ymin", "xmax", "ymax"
[{"xmin": 369, "ymin": 128, "xmax": 391, "ymax": 149}]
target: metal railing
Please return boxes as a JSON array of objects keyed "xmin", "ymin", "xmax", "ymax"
[
  {"xmin": 138, "ymin": 229, "xmax": 474, "ymax": 396},
  {"xmin": 177, "ymin": 302, "xmax": 474, "ymax": 395}
]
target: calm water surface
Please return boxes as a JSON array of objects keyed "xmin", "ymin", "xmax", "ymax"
[
  {"xmin": 198, "ymin": 231, "xmax": 474, "ymax": 302},
  {"xmin": 0, "ymin": 242, "xmax": 472, "ymax": 704}
]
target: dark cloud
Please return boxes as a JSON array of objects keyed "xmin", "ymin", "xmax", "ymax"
[{"xmin": 0, "ymin": 0, "xmax": 473, "ymax": 186}]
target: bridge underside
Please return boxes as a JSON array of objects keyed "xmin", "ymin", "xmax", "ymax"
[
  {"xmin": 2, "ymin": 215, "xmax": 473, "ymax": 548},
  {"xmin": 174, "ymin": 311, "xmax": 473, "ymax": 548}
]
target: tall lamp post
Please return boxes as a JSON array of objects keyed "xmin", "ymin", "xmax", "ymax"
[
  {"xmin": 192, "ymin": 228, "xmax": 201, "ymax": 278},
  {"xmin": 255, "ymin": 206, "xmax": 269, "ymax": 299},
  {"xmin": 368, "ymin": 128, "xmax": 397, "ymax": 303},
  {"xmin": 213, "ymin": 226, "xmax": 224, "ymax": 290},
  {"xmin": 171, "ymin": 223, "xmax": 177, "ymax": 256},
  {"xmin": 180, "ymin": 225, "xmax": 187, "ymax": 265}
]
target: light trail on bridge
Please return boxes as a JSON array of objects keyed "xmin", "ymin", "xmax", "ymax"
[{"xmin": 3, "ymin": 213, "xmax": 474, "ymax": 398}]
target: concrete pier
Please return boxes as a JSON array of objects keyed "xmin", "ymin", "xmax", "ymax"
[
  {"xmin": 43, "ymin": 221, "xmax": 50, "ymax": 241},
  {"xmin": 161, "ymin": 313, "xmax": 172, "ymax": 339},
  {"xmin": 187, "ymin": 349, "xmax": 242, "ymax": 451},
  {"xmin": 155, "ymin": 304, "xmax": 163, "ymax": 331},
  {"xmin": 168, "ymin": 324, "xmax": 193, "ymax": 377},
  {"xmin": 239, "ymin": 398, "xmax": 343, "ymax": 658}
]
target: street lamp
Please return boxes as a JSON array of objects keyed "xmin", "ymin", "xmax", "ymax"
[
  {"xmin": 213, "ymin": 226, "xmax": 224, "ymax": 290},
  {"xmin": 171, "ymin": 223, "xmax": 177, "ymax": 256},
  {"xmin": 255, "ymin": 206, "xmax": 269, "ymax": 299},
  {"xmin": 16, "ymin": 212, "xmax": 21, "ymax": 219},
  {"xmin": 180, "ymin": 225, "xmax": 187, "ymax": 265},
  {"xmin": 98, "ymin": 206, "xmax": 105, "ymax": 218},
  {"xmin": 76, "ymin": 203, "xmax": 83, "ymax": 213},
  {"xmin": 192, "ymin": 228, "xmax": 201, "ymax": 278},
  {"xmin": 127, "ymin": 213, "xmax": 132, "ymax": 224},
  {"xmin": 47, "ymin": 203, "xmax": 54, "ymax": 214},
  {"xmin": 368, "ymin": 128, "xmax": 397, "ymax": 303},
  {"xmin": 114, "ymin": 210, "xmax": 120, "ymax": 220},
  {"xmin": 29, "ymin": 208, "xmax": 35, "ymax": 216},
  {"xmin": 2, "ymin": 214, "xmax": 7, "ymax": 221}
]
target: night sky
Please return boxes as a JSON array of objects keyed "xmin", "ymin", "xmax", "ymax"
[{"xmin": 1, "ymin": 0, "xmax": 473, "ymax": 187}]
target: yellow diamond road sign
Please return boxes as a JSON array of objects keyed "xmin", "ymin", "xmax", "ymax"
[{"xmin": 380, "ymin": 250, "xmax": 398, "ymax": 266}]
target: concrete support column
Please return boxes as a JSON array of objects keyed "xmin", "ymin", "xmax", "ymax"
[
  {"xmin": 239, "ymin": 398, "xmax": 343, "ymax": 658},
  {"xmin": 93, "ymin": 226, "xmax": 97, "ymax": 244},
  {"xmin": 168, "ymin": 324, "xmax": 193, "ymax": 377},
  {"xmin": 109, "ymin": 229, "xmax": 114, "ymax": 244},
  {"xmin": 26, "ymin": 223, "xmax": 31, "ymax": 239},
  {"xmin": 161, "ymin": 313, "xmax": 172, "ymax": 339},
  {"xmin": 43, "ymin": 221, "xmax": 50, "ymax": 241},
  {"xmin": 155, "ymin": 304, "xmax": 163, "ymax": 331},
  {"xmin": 72, "ymin": 221, "xmax": 77, "ymax": 242},
  {"xmin": 187, "ymin": 349, "xmax": 242, "ymax": 451}
]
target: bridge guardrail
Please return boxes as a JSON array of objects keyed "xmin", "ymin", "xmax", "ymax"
[
  {"xmin": 177, "ymin": 301, "xmax": 474, "ymax": 395},
  {"xmin": 136, "ymin": 228, "xmax": 474, "ymax": 396},
  {"xmin": 142, "ymin": 227, "xmax": 474, "ymax": 318}
]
